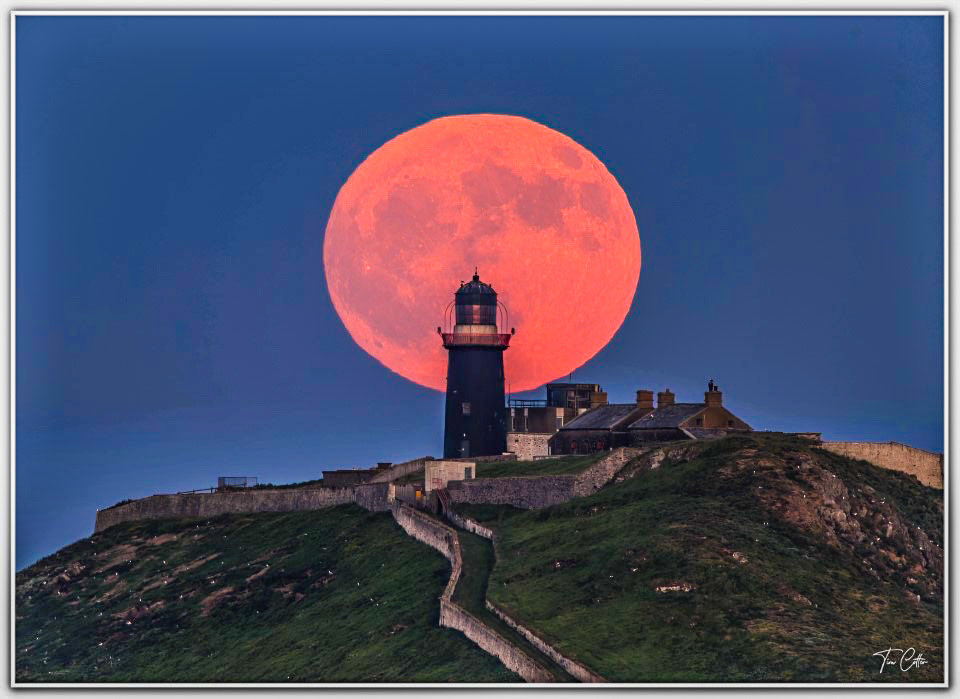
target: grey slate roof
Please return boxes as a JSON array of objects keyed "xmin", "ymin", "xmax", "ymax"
[
  {"xmin": 628, "ymin": 403, "xmax": 705, "ymax": 430},
  {"xmin": 560, "ymin": 404, "xmax": 642, "ymax": 430}
]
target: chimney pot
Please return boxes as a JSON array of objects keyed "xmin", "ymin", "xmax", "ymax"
[
  {"xmin": 635, "ymin": 389, "xmax": 654, "ymax": 412},
  {"xmin": 657, "ymin": 389, "xmax": 675, "ymax": 408},
  {"xmin": 705, "ymin": 381, "xmax": 723, "ymax": 407}
]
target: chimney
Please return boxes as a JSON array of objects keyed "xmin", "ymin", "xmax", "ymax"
[
  {"xmin": 590, "ymin": 391, "xmax": 608, "ymax": 408},
  {"xmin": 635, "ymin": 389, "xmax": 654, "ymax": 411},
  {"xmin": 705, "ymin": 379, "xmax": 722, "ymax": 408},
  {"xmin": 657, "ymin": 389, "xmax": 675, "ymax": 408}
]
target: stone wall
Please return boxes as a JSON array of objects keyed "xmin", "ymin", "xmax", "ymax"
[
  {"xmin": 820, "ymin": 441, "xmax": 943, "ymax": 489},
  {"xmin": 94, "ymin": 483, "xmax": 390, "ymax": 533},
  {"xmin": 443, "ymin": 509, "xmax": 495, "ymax": 540},
  {"xmin": 388, "ymin": 503, "xmax": 554, "ymax": 683},
  {"xmin": 506, "ymin": 432, "xmax": 551, "ymax": 461},
  {"xmin": 447, "ymin": 475, "xmax": 578, "ymax": 509},
  {"xmin": 485, "ymin": 601, "xmax": 605, "ymax": 683},
  {"xmin": 365, "ymin": 457, "xmax": 433, "ymax": 484},
  {"xmin": 439, "ymin": 599, "xmax": 554, "ymax": 683},
  {"xmin": 572, "ymin": 448, "xmax": 642, "ymax": 496},
  {"xmin": 446, "ymin": 447, "xmax": 641, "ymax": 510}
]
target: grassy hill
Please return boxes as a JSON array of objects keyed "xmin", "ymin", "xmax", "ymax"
[
  {"xmin": 15, "ymin": 505, "xmax": 516, "ymax": 683},
  {"xmin": 17, "ymin": 434, "xmax": 944, "ymax": 684},
  {"xmin": 455, "ymin": 434, "xmax": 944, "ymax": 683}
]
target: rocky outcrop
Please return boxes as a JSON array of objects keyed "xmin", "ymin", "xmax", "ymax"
[{"xmin": 722, "ymin": 449, "xmax": 943, "ymax": 603}]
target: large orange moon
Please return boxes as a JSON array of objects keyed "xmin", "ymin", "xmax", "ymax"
[{"xmin": 323, "ymin": 114, "xmax": 641, "ymax": 393}]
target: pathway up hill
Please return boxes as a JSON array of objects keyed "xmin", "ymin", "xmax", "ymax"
[{"xmin": 453, "ymin": 433, "xmax": 944, "ymax": 683}]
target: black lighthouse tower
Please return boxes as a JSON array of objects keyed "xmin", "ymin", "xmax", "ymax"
[{"xmin": 438, "ymin": 271, "xmax": 513, "ymax": 458}]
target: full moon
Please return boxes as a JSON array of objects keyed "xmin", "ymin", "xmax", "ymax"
[{"xmin": 323, "ymin": 114, "xmax": 641, "ymax": 393}]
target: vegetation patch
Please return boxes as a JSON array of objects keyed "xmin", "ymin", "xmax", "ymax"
[
  {"xmin": 473, "ymin": 434, "xmax": 943, "ymax": 682},
  {"xmin": 16, "ymin": 505, "xmax": 516, "ymax": 683}
]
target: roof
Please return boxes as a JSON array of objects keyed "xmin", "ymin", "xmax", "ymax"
[
  {"xmin": 560, "ymin": 404, "xmax": 642, "ymax": 430},
  {"xmin": 628, "ymin": 403, "xmax": 706, "ymax": 429},
  {"xmin": 456, "ymin": 273, "xmax": 497, "ymax": 300}
]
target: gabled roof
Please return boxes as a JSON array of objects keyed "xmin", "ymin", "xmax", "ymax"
[
  {"xmin": 559, "ymin": 404, "xmax": 644, "ymax": 430},
  {"xmin": 628, "ymin": 403, "xmax": 706, "ymax": 429}
]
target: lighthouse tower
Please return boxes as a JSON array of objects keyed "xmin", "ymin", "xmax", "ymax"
[{"xmin": 438, "ymin": 271, "xmax": 513, "ymax": 458}]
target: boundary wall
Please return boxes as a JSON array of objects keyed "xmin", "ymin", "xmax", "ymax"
[
  {"xmin": 94, "ymin": 483, "xmax": 390, "ymax": 533},
  {"xmin": 821, "ymin": 441, "xmax": 943, "ymax": 489},
  {"xmin": 389, "ymin": 503, "xmax": 554, "ymax": 683}
]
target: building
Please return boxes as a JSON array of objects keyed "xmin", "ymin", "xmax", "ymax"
[
  {"xmin": 549, "ymin": 381, "xmax": 752, "ymax": 454},
  {"xmin": 424, "ymin": 460, "xmax": 477, "ymax": 493},
  {"xmin": 505, "ymin": 383, "xmax": 609, "ymax": 460},
  {"xmin": 439, "ymin": 271, "xmax": 513, "ymax": 458}
]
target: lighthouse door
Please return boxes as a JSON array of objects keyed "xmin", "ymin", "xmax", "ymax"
[{"xmin": 461, "ymin": 440, "xmax": 470, "ymax": 457}]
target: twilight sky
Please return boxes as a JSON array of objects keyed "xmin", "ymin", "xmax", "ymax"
[{"xmin": 16, "ymin": 15, "xmax": 944, "ymax": 568}]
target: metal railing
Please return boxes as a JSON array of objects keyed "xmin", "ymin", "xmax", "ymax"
[
  {"xmin": 440, "ymin": 332, "xmax": 512, "ymax": 348},
  {"xmin": 217, "ymin": 476, "xmax": 258, "ymax": 490}
]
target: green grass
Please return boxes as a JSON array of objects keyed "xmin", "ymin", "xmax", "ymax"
[
  {"xmin": 16, "ymin": 505, "xmax": 516, "ymax": 683},
  {"xmin": 474, "ymin": 435, "xmax": 944, "ymax": 683},
  {"xmin": 451, "ymin": 528, "xmax": 573, "ymax": 682}
]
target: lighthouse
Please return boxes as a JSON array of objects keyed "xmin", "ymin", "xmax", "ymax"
[{"xmin": 438, "ymin": 271, "xmax": 513, "ymax": 458}]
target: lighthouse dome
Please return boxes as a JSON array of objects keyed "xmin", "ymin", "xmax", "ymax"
[{"xmin": 455, "ymin": 272, "xmax": 497, "ymax": 304}]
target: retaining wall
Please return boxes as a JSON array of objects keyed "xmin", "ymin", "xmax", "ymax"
[
  {"xmin": 94, "ymin": 483, "xmax": 390, "ymax": 533},
  {"xmin": 821, "ymin": 441, "xmax": 943, "ymax": 489},
  {"xmin": 446, "ymin": 448, "xmax": 641, "ymax": 510},
  {"xmin": 485, "ymin": 601, "xmax": 606, "ymax": 683},
  {"xmin": 572, "ymin": 448, "xmax": 642, "ymax": 496},
  {"xmin": 366, "ymin": 457, "xmax": 434, "ymax": 484},
  {"xmin": 447, "ymin": 475, "xmax": 578, "ymax": 509}
]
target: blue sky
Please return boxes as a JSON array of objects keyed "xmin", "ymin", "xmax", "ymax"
[{"xmin": 16, "ymin": 15, "xmax": 944, "ymax": 568}]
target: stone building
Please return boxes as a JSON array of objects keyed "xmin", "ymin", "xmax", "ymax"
[
  {"xmin": 424, "ymin": 460, "xmax": 477, "ymax": 493},
  {"xmin": 549, "ymin": 381, "xmax": 752, "ymax": 455},
  {"xmin": 505, "ymin": 383, "xmax": 608, "ymax": 460}
]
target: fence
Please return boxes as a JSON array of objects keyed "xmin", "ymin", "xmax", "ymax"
[{"xmin": 217, "ymin": 476, "xmax": 258, "ymax": 490}]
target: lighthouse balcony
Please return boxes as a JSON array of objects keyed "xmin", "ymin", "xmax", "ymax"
[{"xmin": 439, "ymin": 331, "xmax": 512, "ymax": 349}]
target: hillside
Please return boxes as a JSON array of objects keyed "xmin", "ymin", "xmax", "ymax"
[
  {"xmin": 15, "ymin": 506, "xmax": 516, "ymax": 683},
  {"xmin": 16, "ymin": 433, "xmax": 944, "ymax": 684},
  {"xmin": 456, "ymin": 434, "xmax": 944, "ymax": 682}
]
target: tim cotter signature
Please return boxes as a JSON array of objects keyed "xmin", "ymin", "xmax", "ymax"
[{"xmin": 872, "ymin": 647, "xmax": 929, "ymax": 674}]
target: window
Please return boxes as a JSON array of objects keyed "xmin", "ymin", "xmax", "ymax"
[
  {"xmin": 556, "ymin": 416, "xmax": 564, "ymax": 430},
  {"xmin": 462, "ymin": 402, "xmax": 471, "ymax": 415},
  {"xmin": 727, "ymin": 420, "xmax": 734, "ymax": 427},
  {"xmin": 464, "ymin": 467, "xmax": 473, "ymax": 479},
  {"xmin": 695, "ymin": 418, "xmax": 703, "ymax": 427}
]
